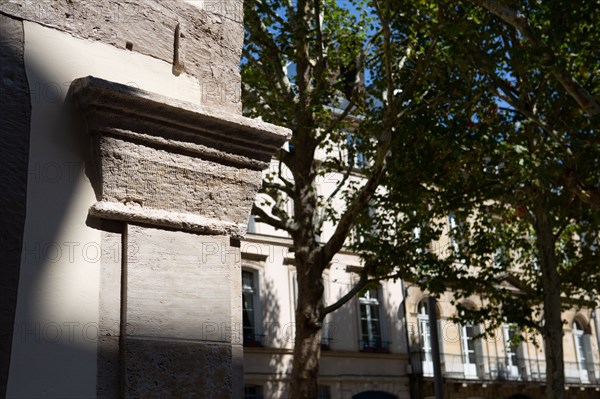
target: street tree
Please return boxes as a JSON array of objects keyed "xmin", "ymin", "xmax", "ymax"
[
  {"xmin": 242, "ymin": 0, "xmax": 448, "ymax": 397},
  {"xmin": 363, "ymin": 2, "xmax": 600, "ymax": 398}
]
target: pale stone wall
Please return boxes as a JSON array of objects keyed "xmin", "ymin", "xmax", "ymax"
[
  {"xmin": 0, "ymin": 0, "xmax": 243, "ymax": 113},
  {"xmin": 2, "ymin": 1, "xmax": 290, "ymax": 397},
  {"xmin": 9, "ymin": 20, "xmax": 205, "ymax": 397}
]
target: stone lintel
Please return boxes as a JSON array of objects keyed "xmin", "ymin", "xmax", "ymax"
[
  {"xmin": 241, "ymin": 251, "xmax": 269, "ymax": 262},
  {"xmin": 68, "ymin": 76, "xmax": 290, "ymax": 238}
]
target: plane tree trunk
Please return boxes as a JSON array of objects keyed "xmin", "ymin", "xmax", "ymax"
[{"xmin": 534, "ymin": 200, "xmax": 565, "ymax": 399}]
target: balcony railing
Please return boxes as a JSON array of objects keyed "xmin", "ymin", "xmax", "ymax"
[
  {"xmin": 321, "ymin": 337, "xmax": 334, "ymax": 351},
  {"xmin": 409, "ymin": 351, "xmax": 600, "ymax": 385},
  {"xmin": 359, "ymin": 339, "xmax": 391, "ymax": 353},
  {"xmin": 243, "ymin": 332, "xmax": 265, "ymax": 348}
]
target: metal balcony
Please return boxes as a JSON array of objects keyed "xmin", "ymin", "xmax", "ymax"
[
  {"xmin": 359, "ymin": 339, "xmax": 391, "ymax": 353},
  {"xmin": 409, "ymin": 351, "xmax": 600, "ymax": 385}
]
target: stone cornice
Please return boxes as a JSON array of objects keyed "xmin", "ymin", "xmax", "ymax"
[
  {"xmin": 69, "ymin": 76, "xmax": 289, "ymax": 169},
  {"xmin": 69, "ymin": 76, "xmax": 290, "ymax": 237}
]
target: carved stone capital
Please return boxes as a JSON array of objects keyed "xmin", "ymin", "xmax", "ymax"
[{"xmin": 68, "ymin": 76, "xmax": 290, "ymax": 237}]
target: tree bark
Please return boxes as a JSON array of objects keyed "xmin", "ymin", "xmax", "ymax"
[
  {"xmin": 289, "ymin": 248, "xmax": 324, "ymax": 399},
  {"xmin": 534, "ymin": 204, "xmax": 565, "ymax": 399},
  {"xmin": 288, "ymin": 264, "xmax": 324, "ymax": 399},
  {"xmin": 287, "ymin": 128, "xmax": 325, "ymax": 398}
]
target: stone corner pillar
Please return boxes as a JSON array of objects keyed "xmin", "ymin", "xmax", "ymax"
[{"xmin": 68, "ymin": 76, "xmax": 290, "ymax": 398}]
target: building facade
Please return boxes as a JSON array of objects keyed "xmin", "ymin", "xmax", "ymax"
[
  {"xmin": 242, "ymin": 161, "xmax": 600, "ymax": 399},
  {"xmin": 0, "ymin": 1, "xmax": 288, "ymax": 397},
  {"xmin": 240, "ymin": 230, "xmax": 411, "ymax": 399},
  {"xmin": 406, "ymin": 287, "xmax": 600, "ymax": 399}
]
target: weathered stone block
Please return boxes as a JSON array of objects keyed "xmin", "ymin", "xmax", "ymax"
[
  {"xmin": 126, "ymin": 225, "xmax": 237, "ymax": 342},
  {"xmin": 0, "ymin": 0, "xmax": 245, "ymax": 113},
  {"xmin": 124, "ymin": 338, "xmax": 233, "ymax": 398},
  {"xmin": 67, "ymin": 76, "xmax": 290, "ymax": 238}
]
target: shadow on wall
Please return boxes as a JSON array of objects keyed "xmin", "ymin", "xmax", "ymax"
[
  {"xmin": 261, "ymin": 275, "xmax": 283, "ymax": 349},
  {"xmin": 1, "ymin": 14, "xmax": 111, "ymax": 397},
  {"xmin": 261, "ymin": 273, "xmax": 294, "ymax": 388},
  {"xmin": 386, "ymin": 285, "xmax": 409, "ymax": 354},
  {"xmin": 0, "ymin": 14, "xmax": 32, "ymax": 397},
  {"xmin": 327, "ymin": 280, "xmax": 357, "ymax": 352}
]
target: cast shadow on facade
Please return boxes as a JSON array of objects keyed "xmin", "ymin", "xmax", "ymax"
[{"xmin": 1, "ymin": 19, "xmax": 101, "ymax": 396}]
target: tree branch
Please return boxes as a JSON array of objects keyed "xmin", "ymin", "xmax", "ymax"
[
  {"xmin": 320, "ymin": 136, "xmax": 391, "ymax": 267},
  {"xmin": 322, "ymin": 148, "xmax": 355, "ymax": 210},
  {"xmin": 487, "ymin": 71, "xmax": 574, "ymax": 158},
  {"xmin": 245, "ymin": 4, "xmax": 295, "ymax": 103},
  {"xmin": 262, "ymin": 180, "xmax": 294, "ymax": 197},
  {"xmin": 472, "ymin": 0, "xmax": 600, "ymax": 116},
  {"xmin": 323, "ymin": 268, "xmax": 406, "ymax": 315},
  {"xmin": 309, "ymin": 0, "xmax": 327, "ymax": 109},
  {"xmin": 322, "ymin": 273, "xmax": 369, "ymax": 315},
  {"xmin": 252, "ymin": 203, "xmax": 294, "ymax": 233},
  {"xmin": 321, "ymin": 0, "xmax": 396, "ymax": 270},
  {"xmin": 277, "ymin": 153, "xmax": 295, "ymax": 191},
  {"xmin": 255, "ymin": 0, "xmax": 289, "ymax": 28},
  {"xmin": 319, "ymin": 27, "xmax": 384, "ymax": 137}
]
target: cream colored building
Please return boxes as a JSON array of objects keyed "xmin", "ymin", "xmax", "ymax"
[
  {"xmin": 1, "ymin": 1, "xmax": 288, "ymax": 397},
  {"xmin": 405, "ymin": 286, "xmax": 600, "ymax": 399},
  {"xmin": 240, "ymin": 230, "xmax": 411, "ymax": 399},
  {"xmin": 242, "ymin": 160, "xmax": 600, "ymax": 399}
]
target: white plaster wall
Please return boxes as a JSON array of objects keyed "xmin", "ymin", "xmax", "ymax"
[
  {"xmin": 8, "ymin": 21, "xmax": 204, "ymax": 398},
  {"xmin": 252, "ymin": 153, "xmax": 369, "ymax": 244}
]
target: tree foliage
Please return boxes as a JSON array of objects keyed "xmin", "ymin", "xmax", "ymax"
[
  {"xmin": 242, "ymin": 0, "xmax": 451, "ymax": 397},
  {"xmin": 360, "ymin": 1, "xmax": 600, "ymax": 398},
  {"xmin": 243, "ymin": 0, "xmax": 600, "ymax": 398}
]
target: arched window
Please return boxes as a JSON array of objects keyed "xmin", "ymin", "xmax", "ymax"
[{"xmin": 417, "ymin": 300, "xmax": 433, "ymax": 376}]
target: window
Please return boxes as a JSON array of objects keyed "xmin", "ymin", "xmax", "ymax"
[
  {"xmin": 448, "ymin": 212, "xmax": 466, "ymax": 261},
  {"xmin": 349, "ymin": 225, "xmax": 365, "ymax": 246},
  {"xmin": 244, "ymin": 385, "xmax": 263, "ymax": 399},
  {"xmin": 247, "ymin": 215, "xmax": 256, "ymax": 234},
  {"xmin": 242, "ymin": 270, "xmax": 262, "ymax": 347},
  {"xmin": 502, "ymin": 324, "xmax": 520, "ymax": 379},
  {"xmin": 359, "ymin": 288, "xmax": 387, "ymax": 352},
  {"xmin": 346, "ymin": 133, "xmax": 366, "ymax": 169},
  {"xmin": 411, "ymin": 210, "xmax": 427, "ymax": 255},
  {"xmin": 417, "ymin": 300, "xmax": 434, "ymax": 376},
  {"xmin": 573, "ymin": 320, "xmax": 589, "ymax": 382},
  {"xmin": 460, "ymin": 323, "xmax": 478, "ymax": 378},
  {"xmin": 448, "ymin": 212, "xmax": 459, "ymax": 252}
]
